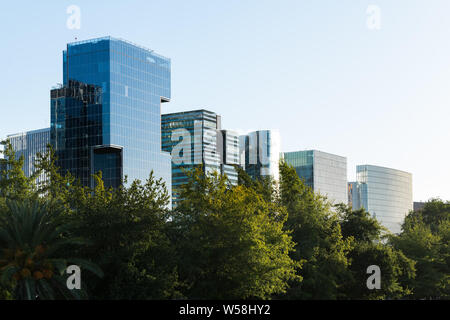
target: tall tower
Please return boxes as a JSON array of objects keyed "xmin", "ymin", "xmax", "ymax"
[
  {"xmin": 283, "ymin": 150, "xmax": 348, "ymax": 205},
  {"xmin": 351, "ymin": 165, "xmax": 413, "ymax": 234},
  {"xmin": 240, "ymin": 130, "xmax": 281, "ymax": 182},
  {"xmin": 162, "ymin": 109, "xmax": 219, "ymax": 206},
  {"xmin": 51, "ymin": 37, "xmax": 171, "ymax": 193}
]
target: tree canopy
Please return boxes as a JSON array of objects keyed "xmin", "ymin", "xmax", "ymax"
[{"xmin": 0, "ymin": 141, "xmax": 448, "ymax": 300}]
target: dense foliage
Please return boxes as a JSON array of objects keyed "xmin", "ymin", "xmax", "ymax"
[{"xmin": 0, "ymin": 140, "xmax": 448, "ymax": 299}]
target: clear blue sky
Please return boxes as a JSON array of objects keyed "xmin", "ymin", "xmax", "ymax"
[{"xmin": 1, "ymin": 0, "xmax": 449, "ymax": 201}]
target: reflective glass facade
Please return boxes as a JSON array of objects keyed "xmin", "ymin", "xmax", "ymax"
[
  {"xmin": 348, "ymin": 181, "xmax": 361, "ymax": 209},
  {"xmin": 52, "ymin": 37, "xmax": 171, "ymax": 192},
  {"xmin": 7, "ymin": 128, "xmax": 50, "ymax": 185},
  {"xmin": 283, "ymin": 150, "xmax": 314, "ymax": 187},
  {"xmin": 51, "ymin": 80, "xmax": 105, "ymax": 187},
  {"xmin": 240, "ymin": 130, "xmax": 281, "ymax": 182},
  {"xmin": 219, "ymin": 130, "xmax": 240, "ymax": 186},
  {"xmin": 352, "ymin": 165, "xmax": 413, "ymax": 234},
  {"xmin": 162, "ymin": 110, "xmax": 223, "ymax": 206},
  {"xmin": 284, "ymin": 150, "xmax": 348, "ymax": 204}
]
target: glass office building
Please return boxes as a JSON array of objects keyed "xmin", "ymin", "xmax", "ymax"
[
  {"xmin": 51, "ymin": 37, "xmax": 171, "ymax": 192},
  {"xmin": 219, "ymin": 130, "xmax": 240, "ymax": 185},
  {"xmin": 348, "ymin": 181, "xmax": 361, "ymax": 209},
  {"xmin": 240, "ymin": 130, "xmax": 281, "ymax": 182},
  {"xmin": 350, "ymin": 165, "xmax": 413, "ymax": 234},
  {"xmin": 51, "ymin": 80, "xmax": 109, "ymax": 187},
  {"xmin": 6, "ymin": 128, "xmax": 50, "ymax": 185},
  {"xmin": 284, "ymin": 150, "xmax": 348, "ymax": 205},
  {"xmin": 161, "ymin": 110, "xmax": 239, "ymax": 206}
]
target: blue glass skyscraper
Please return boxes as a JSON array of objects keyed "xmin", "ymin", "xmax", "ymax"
[
  {"xmin": 161, "ymin": 109, "xmax": 240, "ymax": 207},
  {"xmin": 51, "ymin": 37, "xmax": 171, "ymax": 193},
  {"xmin": 162, "ymin": 109, "xmax": 220, "ymax": 206}
]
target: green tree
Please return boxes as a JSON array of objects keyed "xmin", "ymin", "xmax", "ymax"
[
  {"xmin": 236, "ymin": 166, "xmax": 277, "ymax": 202},
  {"xmin": 0, "ymin": 199, "xmax": 103, "ymax": 300},
  {"xmin": 171, "ymin": 167, "xmax": 299, "ymax": 299},
  {"xmin": 0, "ymin": 140, "xmax": 37, "ymax": 201},
  {"xmin": 338, "ymin": 204, "xmax": 385, "ymax": 242},
  {"xmin": 341, "ymin": 241, "xmax": 415, "ymax": 299},
  {"xmin": 405, "ymin": 199, "xmax": 450, "ymax": 233},
  {"xmin": 68, "ymin": 173, "xmax": 181, "ymax": 299},
  {"xmin": 0, "ymin": 282, "xmax": 13, "ymax": 299},
  {"xmin": 437, "ymin": 219, "xmax": 450, "ymax": 297},
  {"xmin": 391, "ymin": 200, "xmax": 449, "ymax": 299},
  {"xmin": 33, "ymin": 144, "xmax": 80, "ymax": 206},
  {"xmin": 278, "ymin": 161, "xmax": 352, "ymax": 299},
  {"xmin": 337, "ymin": 204, "xmax": 415, "ymax": 299}
]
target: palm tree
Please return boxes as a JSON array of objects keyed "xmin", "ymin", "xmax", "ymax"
[{"xmin": 0, "ymin": 199, "xmax": 103, "ymax": 300}]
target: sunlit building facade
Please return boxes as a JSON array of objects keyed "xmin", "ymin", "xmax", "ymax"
[
  {"xmin": 350, "ymin": 165, "xmax": 413, "ymax": 234},
  {"xmin": 161, "ymin": 109, "xmax": 239, "ymax": 206},
  {"xmin": 240, "ymin": 130, "xmax": 281, "ymax": 182},
  {"xmin": 219, "ymin": 129, "xmax": 240, "ymax": 185},
  {"xmin": 7, "ymin": 128, "xmax": 50, "ymax": 185},
  {"xmin": 284, "ymin": 150, "xmax": 348, "ymax": 204},
  {"xmin": 51, "ymin": 37, "xmax": 171, "ymax": 192}
]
